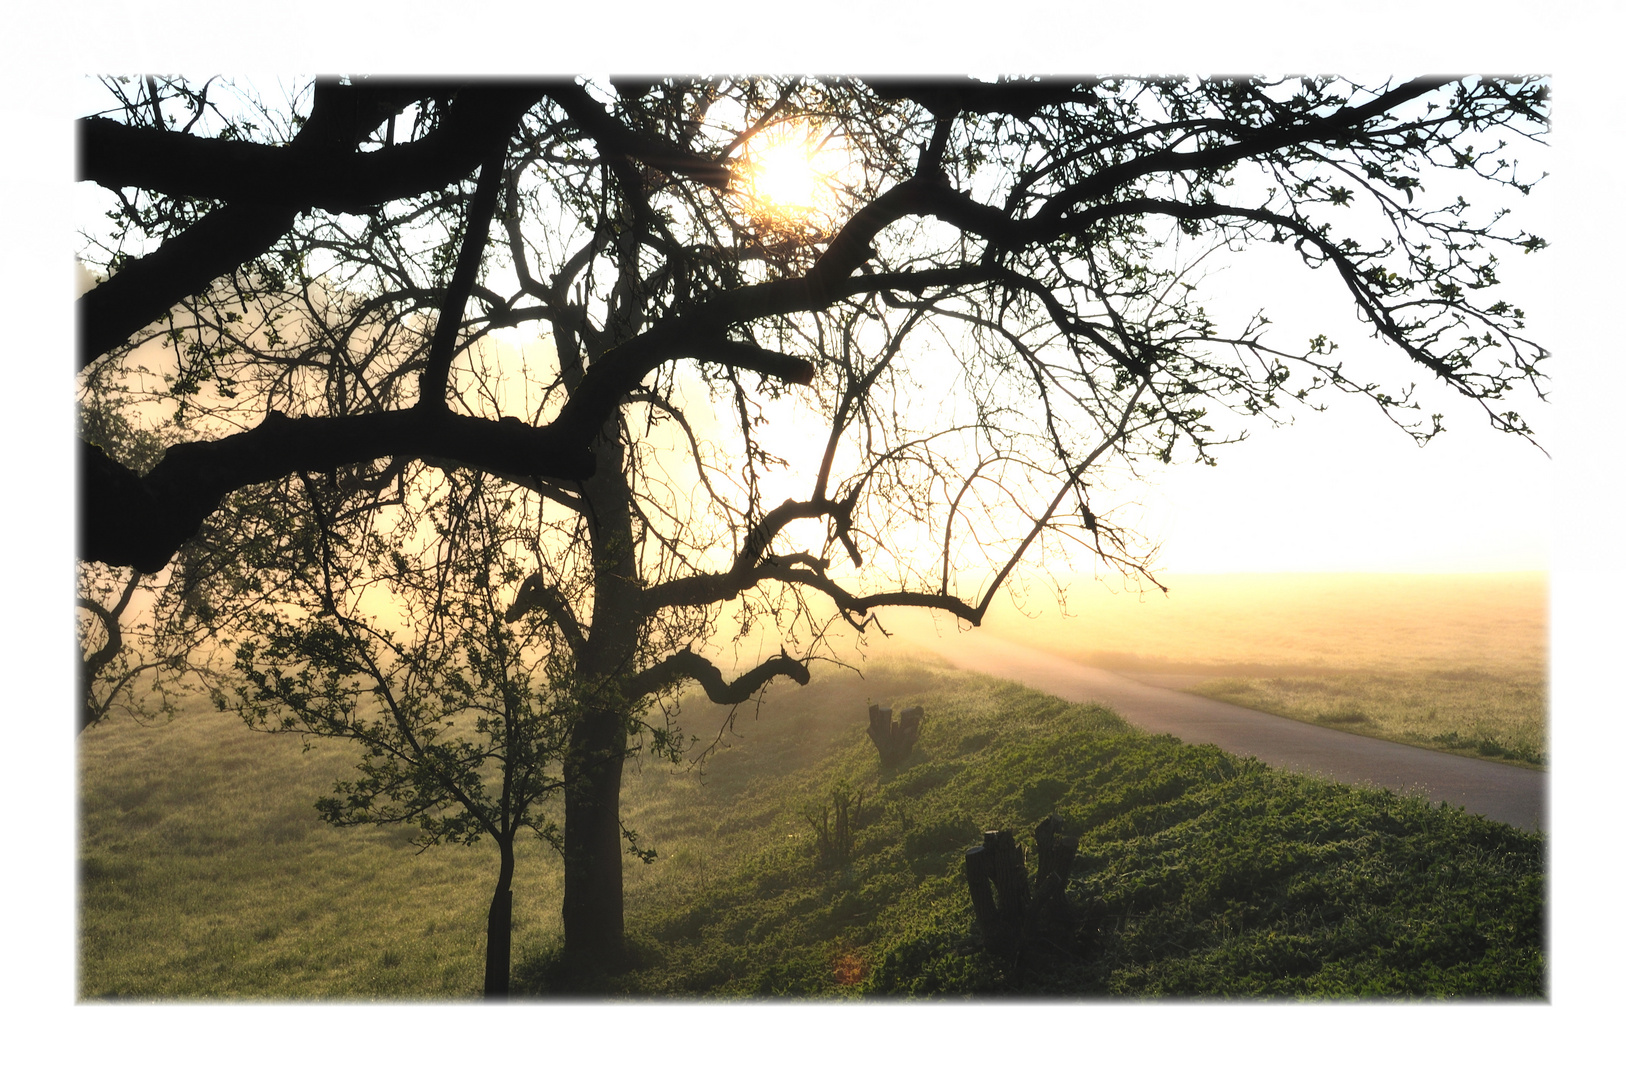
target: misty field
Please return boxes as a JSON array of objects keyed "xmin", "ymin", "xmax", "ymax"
[
  {"xmin": 79, "ymin": 691, "xmax": 560, "ymax": 997},
  {"xmin": 80, "ymin": 657, "xmax": 1544, "ymax": 999},
  {"xmin": 979, "ymin": 572, "xmax": 1547, "ymax": 766}
]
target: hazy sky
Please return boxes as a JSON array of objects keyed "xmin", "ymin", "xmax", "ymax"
[{"xmin": 1142, "ymin": 369, "xmax": 1552, "ymax": 575}]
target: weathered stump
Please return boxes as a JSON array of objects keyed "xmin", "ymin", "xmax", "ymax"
[
  {"xmin": 963, "ymin": 815, "xmax": 1079, "ymax": 956},
  {"xmin": 867, "ymin": 703, "xmax": 924, "ymax": 767},
  {"xmin": 964, "ymin": 828, "xmax": 1028, "ymax": 953},
  {"xmin": 1030, "ymin": 815, "xmax": 1081, "ymax": 933}
]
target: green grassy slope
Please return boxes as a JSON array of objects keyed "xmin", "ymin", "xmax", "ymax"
[
  {"xmin": 80, "ymin": 657, "xmax": 1545, "ymax": 1000},
  {"xmin": 530, "ymin": 657, "xmax": 1545, "ymax": 998}
]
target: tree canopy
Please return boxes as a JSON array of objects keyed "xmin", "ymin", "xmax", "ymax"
[{"xmin": 76, "ymin": 75, "xmax": 1548, "ymax": 976}]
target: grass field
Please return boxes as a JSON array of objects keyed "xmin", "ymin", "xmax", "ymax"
[
  {"xmin": 80, "ymin": 656, "xmax": 1545, "ymax": 1000},
  {"xmin": 978, "ymin": 572, "xmax": 1548, "ymax": 766},
  {"xmin": 79, "ymin": 692, "xmax": 562, "ymax": 998}
]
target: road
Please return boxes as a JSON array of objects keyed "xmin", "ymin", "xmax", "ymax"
[{"xmin": 906, "ymin": 630, "xmax": 1547, "ymax": 833}]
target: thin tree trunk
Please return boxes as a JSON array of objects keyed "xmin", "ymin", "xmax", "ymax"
[{"xmin": 483, "ymin": 837, "xmax": 516, "ymax": 999}]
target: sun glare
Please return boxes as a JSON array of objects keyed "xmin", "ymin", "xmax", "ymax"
[{"xmin": 733, "ymin": 122, "xmax": 847, "ymax": 231}]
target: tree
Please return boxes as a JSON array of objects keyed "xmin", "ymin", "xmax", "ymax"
[
  {"xmin": 224, "ymin": 468, "xmax": 569, "ymax": 998},
  {"xmin": 77, "ymin": 75, "xmax": 1548, "ymax": 981}
]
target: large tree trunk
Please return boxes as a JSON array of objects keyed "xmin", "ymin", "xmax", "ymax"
[
  {"xmin": 559, "ymin": 705, "xmax": 628, "ymax": 976},
  {"xmin": 555, "ymin": 389, "xmax": 645, "ymax": 981},
  {"xmin": 483, "ymin": 837, "xmax": 516, "ymax": 999}
]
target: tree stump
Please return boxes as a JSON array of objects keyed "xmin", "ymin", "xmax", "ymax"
[
  {"xmin": 867, "ymin": 703, "xmax": 923, "ymax": 767},
  {"xmin": 964, "ymin": 828, "xmax": 1028, "ymax": 953},
  {"xmin": 963, "ymin": 815, "xmax": 1079, "ymax": 956},
  {"xmin": 1030, "ymin": 815, "xmax": 1081, "ymax": 933}
]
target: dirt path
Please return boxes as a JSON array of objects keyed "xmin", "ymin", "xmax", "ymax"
[{"xmin": 906, "ymin": 630, "xmax": 1547, "ymax": 833}]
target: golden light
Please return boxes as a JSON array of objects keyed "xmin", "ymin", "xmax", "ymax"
[{"xmin": 732, "ymin": 121, "xmax": 847, "ymax": 232}]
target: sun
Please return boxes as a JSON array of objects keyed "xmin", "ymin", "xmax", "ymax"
[
  {"xmin": 733, "ymin": 121, "xmax": 846, "ymax": 231},
  {"xmin": 752, "ymin": 136, "xmax": 820, "ymax": 208}
]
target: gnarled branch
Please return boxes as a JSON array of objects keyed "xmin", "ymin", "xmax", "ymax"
[
  {"xmin": 626, "ymin": 648, "xmax": 809, "ymax": 705},
  {"xmin": 78, "ymin": 202, "xmax": 296, "ymax": 369},
  {"xmin": 81, "ymin": 411, "xmax": 594, "ymax": 572},
  {"xmin": 79, "ymin": 82, "xmax": 544, "ymax": 211}
]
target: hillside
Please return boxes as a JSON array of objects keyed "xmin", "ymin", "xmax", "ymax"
[{"xmin": 81, "ymin": 656, "xmax": 1545, "ymax": 999}]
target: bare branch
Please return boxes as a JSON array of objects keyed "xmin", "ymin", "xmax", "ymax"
[
  {"xmin": 79, "ymin": 82, "xmax": 544, "ymax": 211},
  {"xmin": 626, "ymin": 648, "xmax": 809, "ymax": 704},
  {"xmin": 418, "ymin": 147, "xmax": 507, "ymax": 411}
]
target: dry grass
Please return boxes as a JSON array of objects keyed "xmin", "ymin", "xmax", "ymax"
[{"xmin": 977, "ymin": 572, "xmax": 1547, "ymax": 765}]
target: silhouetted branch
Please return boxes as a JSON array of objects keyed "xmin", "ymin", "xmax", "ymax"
[
  {"xmin": 543, "ymin": 81, "xmax": 732, "ymax": 188},
  {"xmin": 77, "ymin": 81, "xmax": 541, "ymax": 369},
  {"xmin": 503, "ymin": 572, "xmax": 587, "ymax": 651},
  {"xmin": 418, "ymin": 147, "xmax": 508, "ymax": 411},
  {"xmin": 626, "ymin": 648, "xmax": 810, "ymax": 704},
  {"xmin": 77, "ymin": 569, "xmax": 139, "ymax": 679},
  {"xmin": 77, "ymin": 202, "xmax": 296, "ymax": 369},
  {"xmin": 78, "ymin": 82, "xmax": 543, "ymax": 211},
  {"xmin": 551, "ymin": 333, "xmax": 815, "ymax": 448},
  {"xmin": 864, "ymin": 76, "xmax": 1102, "ymax": 120},
  {"xmin": 80, "ymin": 411, "xmax": 594, "ymax": 572}
]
